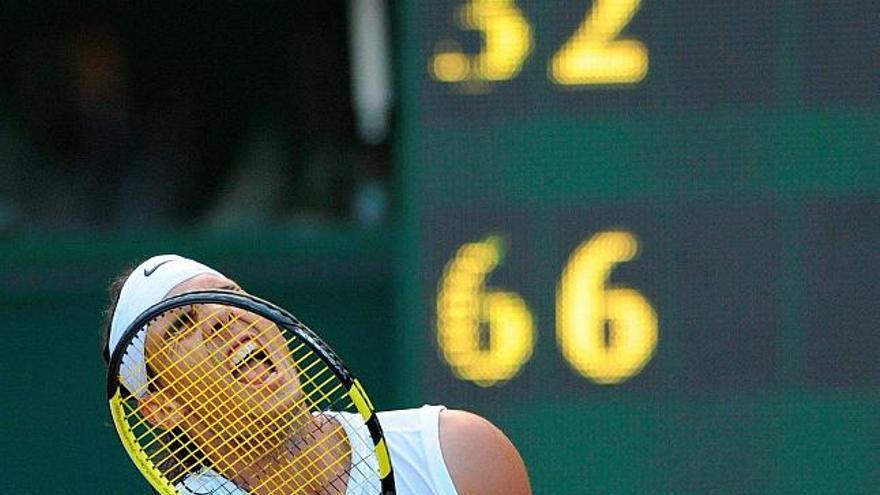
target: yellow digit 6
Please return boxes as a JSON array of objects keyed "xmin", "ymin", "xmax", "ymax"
[
  {"xmin": 549, "ymin": 0, "xmax": 648, "ymax": 85},
  {"xmin": 436, "ymin": 236, "xmax": 535, "ymax": 387},
  {"xmin": 431, "ymin": 0, "xmax": 533, "ymax": 84},
  {"xmin": 556, "ymin": 231, "xmax": 657, "ymax": 384}
]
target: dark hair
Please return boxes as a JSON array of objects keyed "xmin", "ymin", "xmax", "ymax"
[{"xmin": 101, "ymin": 265, "xmax": 135, "ymax": 365}]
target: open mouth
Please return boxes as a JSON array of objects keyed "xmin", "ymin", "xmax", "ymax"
[{"xmin": 230, "ymin": 340, "xmax": 278, "ymax": 386}]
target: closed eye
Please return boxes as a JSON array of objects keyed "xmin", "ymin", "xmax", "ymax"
[
  {"xmin": 165, "ymin": 308, "xmax": 198, "ymax": 339},
  {"xmin": 211, "ymin": 318, "xmax": 226, "ymax": 333}
]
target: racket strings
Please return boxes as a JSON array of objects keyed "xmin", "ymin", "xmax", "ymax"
[
  {"xmin": 118, "ymin": 303, "xmax": 368, "ymax": 493},
  {"xmin": 198, "ymin": 371, "xmax": 343, "ymax": 478},
  {"xmin": 336, "ymin": 409, "xmax": 382, "ymax": 490},
  {"xmin": 149, "ymin": 326, "xmax": 294, "ymax": 437},
  {"xmin": 288, "ymin": 408, "xmax": 381, "ymax": 495},
  {"xmin": 131, "ymin": 306, "xmax": 258, "ymax": 399},
  {"xmin": 124, "ymin": 306, "xmax": 230, "ymax": 398},
  {"xmin": 244, "ymin": 398, "xmax": 354, "ymax": 494},
  {"xmin": 130, "ymin": 344, "xmax": 341, "ymax": 488},
  {"xmin": 122, "ymin": 315, "xmax": 285, "ymax": 449},
  {"xmin": 123, "ymin": 309, "xmax": 283, "ymax": 430},
  {"xmin": 128, "ymin": 360, "xmax": 303, "ymax": 477},
  {"xmin": 254, "ymin": 422, "xmax": 350, "ymax": 495},
  {"xmin": 127, "ymin": 336, "xmax": 321, "ymax": 473},
  {"xmin": 123, "ymin": 306, "xmax": 248, "ymax": 402},
  {"xmin": 132, "ymin": 351, "xmax": 321, "ymax": 475},
  {"xmin": 183, "ymin": 389, "xmax": 360, "ymax": 494},
  {"xmin": 203, "ymin": 374, "xmax": 361, "ymax": 494},
  {"xmin": 186, "ymin": 410, "xmax": 349, "ymax": 494},
  {"xmin": 158, "ymin": 345, "xmax": 332, "ymax": 462}
]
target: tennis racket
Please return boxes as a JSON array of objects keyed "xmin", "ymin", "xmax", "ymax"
[{"xmin": 107, "ymin": 290, "xmax": 395, "ymax": 495}]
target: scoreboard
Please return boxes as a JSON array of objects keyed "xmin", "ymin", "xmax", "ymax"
[{"xmin": 396, "ymin": 1, "xmax": 879, "ymax": 493}]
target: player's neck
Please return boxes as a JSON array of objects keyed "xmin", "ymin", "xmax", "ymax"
[{"xmin": 231, "ymin": 414, "xmax": 351, "ymax": 495}]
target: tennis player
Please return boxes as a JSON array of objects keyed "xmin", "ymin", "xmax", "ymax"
[{"xmin": 102, "ymin": 254, "xmax": 531, "ymax": 495}]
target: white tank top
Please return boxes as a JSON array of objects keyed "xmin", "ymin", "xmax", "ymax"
[
  {"xmin": 175, "ymin": 405, "xmax": 459, "ymax": 495},
  {"xmin": 378, "ymin": 405, "xmax": 459, "ymax": 495}
]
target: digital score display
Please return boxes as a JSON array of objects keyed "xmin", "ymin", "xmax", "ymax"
[
  {"xmin": 398, "ymin": 1, "xmax": 879, "ymax": 492},
  {"xmin": 429, "ymin": 0, "xmax": 649, "ymax": 86},
  {"xmin": 417, "ymin": 203, "xmax": 787, "ymax": 399},
  {"xmin": 435, "ymin": 229, "xmax": 658, "ymax": 387}
]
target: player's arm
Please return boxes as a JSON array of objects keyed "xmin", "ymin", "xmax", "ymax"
[{"xmin": 438, "ymin": 409, "xmax": 532, "ymax": 495}]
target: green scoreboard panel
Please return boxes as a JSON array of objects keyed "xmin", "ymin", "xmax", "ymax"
[{"xmin": 397, "ymin": 1, "xmax": 879, "ymax": 493}]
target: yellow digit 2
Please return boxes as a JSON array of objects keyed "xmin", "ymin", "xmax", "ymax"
[
  {"xmin": 549, "ymin": 0, "xmax": 648, "ymax": 85},
  {"xmin": 431, "ymin": 0, "xmax": 533, "ymax": 83},
  {"xmin": 556, "ymin": 231, "xmax": 657, "ymax": 384},
  {"xmin": 436, "ymin": 236, "xmax": 535, "ymax": 386}
]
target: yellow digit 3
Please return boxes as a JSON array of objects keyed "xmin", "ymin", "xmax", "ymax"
[
  {"xmin": 436, "ymin": 236, "xmax": 536, "ymax": 386},
  {"xmin": 549, "ymin": 0, "xmax": 648, "ymax": 85},
  {"xmin": 431, "ymin": 0, "xmax": 533, "ymax": 83},
  {"xmin": 556, "ymin": 231, "xmax": 658, "ymax": 384}
]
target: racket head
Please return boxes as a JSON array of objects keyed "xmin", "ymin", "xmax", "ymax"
[{"xmin": 106, "ymin": 290, "xmax": 394, "ymax": 494}]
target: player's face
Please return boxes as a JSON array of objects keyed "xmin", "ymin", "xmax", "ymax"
[{"xmin": 143, "ymin": 274, "xmax": 307, "ymax": 464}]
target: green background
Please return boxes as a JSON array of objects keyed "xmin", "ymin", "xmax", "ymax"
[{"xmin": 397, "ymin": 0, "xmax": 879, "ymax": 493}]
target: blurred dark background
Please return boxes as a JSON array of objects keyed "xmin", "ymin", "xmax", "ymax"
[{"xmin": 0, "ymin": 0, "xmax": 391, "ymax": 232}]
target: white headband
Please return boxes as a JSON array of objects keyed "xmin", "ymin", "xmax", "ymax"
[{"xmin": 109, "ymin": 254, "xmax": 223, "ymax": 397}]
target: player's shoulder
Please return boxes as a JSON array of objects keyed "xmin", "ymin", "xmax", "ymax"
[{"xmin": 438, "ymin": 409, "xmax": 532, "ymax": 495}]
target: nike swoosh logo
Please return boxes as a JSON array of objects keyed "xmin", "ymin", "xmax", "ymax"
[{"xmin": 144, "ymin": 259, "xmax": 174, "ymax": 277}]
